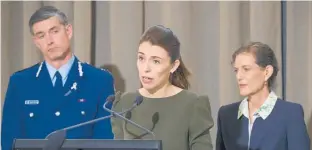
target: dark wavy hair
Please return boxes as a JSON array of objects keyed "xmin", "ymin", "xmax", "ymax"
[{"xmin": 139, "ymin": 25, "xmax": 191, "ymax": 89}]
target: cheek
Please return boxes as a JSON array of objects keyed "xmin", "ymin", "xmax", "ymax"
[
  {"xmin": 247, "ymin": 73, "xmax": 266, "ymax": 88},
  {"xmin": 36, "ymin": 41, "xmax": 47, "ymax": 51},
  {"xmin": 154, "ymin": 67, "xmax": 171, "ymax": 81},
  {"xmin": 54, "ymin": 33, "xmax": 69, "ymax": 45},
  {"xmin": 57, "ymin": 36, "xmax": 67, "ymax": 44}
]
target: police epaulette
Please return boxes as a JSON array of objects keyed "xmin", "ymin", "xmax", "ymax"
[
  {"xmin": 101, "ymin": 68, "xmax": 113, "ymax": 76},
  {"xmin": 13, "ymin": 62, "xmax": 42, "ymax": 76}
]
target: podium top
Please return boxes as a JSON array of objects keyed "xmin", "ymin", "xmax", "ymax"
[{"xmin": 13, "ymin": 139, "xmax": 162, "ymax": 150}]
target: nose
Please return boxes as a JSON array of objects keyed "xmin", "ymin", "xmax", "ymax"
[
  {"xmin": 46, "ymin": 34, "xmax": 54, "ymax": 46},
  {"xmin": 143, "ymin": 61, "xmax": 151, "ymax": 73},
  {"xmin": 236, "ymin": 70, "xmax": 243, "ymax": 81}
]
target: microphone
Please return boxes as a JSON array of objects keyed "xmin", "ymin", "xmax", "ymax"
[
  {"xmin": 43, "ymin": 92, "xmax": 135, "ymax": 150},
  {"xmin": 103, "ymin": 95, "xmax": 156, "ymax": 139},
  {"xmin": 43, "ymin": 129, "xmax": 66, "ymax": 150},
  {"xmin": 45, "ymin": 99, "xmax": 119, "ymax": 138},
  {"xmin": 125, "ymin": 112, "xmax": 159, "ymax": 139},
  {"xmin": 103, "ymin": 94, "xmax": 142, "ymax": 115}
]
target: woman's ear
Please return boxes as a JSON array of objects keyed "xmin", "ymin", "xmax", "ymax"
[
  {"xmin": 170, "ymin": 59, "xmax": 180, "ymax": 73},
  {"xmin": 264, "ymin": 65, "xmax": 274, "ymax": 82}
]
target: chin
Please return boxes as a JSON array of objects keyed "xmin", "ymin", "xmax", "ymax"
[
  {"xmin": 239, "ymin": 90, "xmax": 250, "ymax": 97},
  {"xmin": 142, "ymin": 85, "xmax": 155, "ymax": 91},
  {"xmin": 142, "ymin": 84, "xmax": 158, "ymax": 92},
  {"xmin": 49, "ymin": 54, "xmax": 66, "ymax": 61}
]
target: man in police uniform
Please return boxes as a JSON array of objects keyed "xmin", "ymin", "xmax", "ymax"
[{"xmin": 1, "ymin": 6, "xmax": 115, "ymax": 150}]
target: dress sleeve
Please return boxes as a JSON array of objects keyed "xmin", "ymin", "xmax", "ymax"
[{"xmin": 188, "ymin": 95, "xmax": 214, "ymax": 150}]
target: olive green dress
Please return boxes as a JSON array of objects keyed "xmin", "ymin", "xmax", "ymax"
[{"xmin": 111, "ymin": 90, "xmax": 214, "ymax": 150}]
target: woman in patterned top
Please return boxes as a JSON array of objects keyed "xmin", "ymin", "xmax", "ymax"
[{"xmin": 216, "ymin": 42, "xmax": 310, "ymax": 150}]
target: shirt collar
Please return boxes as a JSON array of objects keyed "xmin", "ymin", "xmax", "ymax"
[
  {"xmin": 237, "ymin": 91, "xmax": 278, "ymax": 120},
  {"xmin": 46, "ymin": 54, "xmax": 75, "ymax": 80}
]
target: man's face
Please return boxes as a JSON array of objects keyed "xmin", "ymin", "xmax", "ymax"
[{"xmin": 32, "ymin": 16, "xmax": 73, "ymax": 62}]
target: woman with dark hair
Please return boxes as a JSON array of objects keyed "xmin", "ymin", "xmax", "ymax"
[
  {"xmin": 216, "ymin": 42, "xmax": 310, "ymax": 150},
  {"xmin": 111, "ymin": 25, "xmax": 214, "ymax": 150}
]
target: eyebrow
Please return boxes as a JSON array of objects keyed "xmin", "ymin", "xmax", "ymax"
[
  {"xmin": 151, "ymin": 56, "xmax": 162, "ymax": 59},
  {"xmin": 34, "ymin": 26, "xmax": 59, "ymax": 36},
  {"xmin": 233, "ymin": 65, "xmax": 252, "ymax": 69},
  {"xmin": 138, "ymin": 52, "xmax": 162, "ymax": 59},
  {"xmin": 34, "ymin": 31, "xmax": 44, "ymax": 36},
  {"xmin": 49, "ymin": 26, "xmax": 59, "ymax": 31},
  {"xmin": 242, "ymin": 65, "xmax": 251, "ymax": 68}
]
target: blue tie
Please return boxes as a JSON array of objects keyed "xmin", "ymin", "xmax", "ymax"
[{"xmin": 54, "ymin": 71, "xmax": 63, "ymax": 88}]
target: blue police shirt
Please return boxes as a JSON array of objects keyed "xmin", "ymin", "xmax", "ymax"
[
  {"xmin": 1, "ymin": 55, "xmax": 115, "ymax": 150},
  {"xmin": 46, "ymin": 54, "xmax": 75, "ymax": 86}
]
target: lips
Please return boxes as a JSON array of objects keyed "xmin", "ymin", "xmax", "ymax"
[
  {"xmin": 142, "ymin": 76, "xmax": 153, "ymax": 84},
  {"xmin": 239, "ymin": 84, "xmax": 247, "ymax": 88},
  {"xmin": 48, "ymin": 47, "xmax": 58, "ymax": 52}
]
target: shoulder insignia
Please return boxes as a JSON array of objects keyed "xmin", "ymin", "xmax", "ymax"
[
  {"xmin": 101, "ymin": 68, "xmax": 113, "ymax": 76},
  {"xmin": 36, "ymin": 62, "xmax": 43, "ymax": 78}
]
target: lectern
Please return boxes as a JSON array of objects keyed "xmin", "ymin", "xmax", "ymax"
[{"xmin": 13, "ymin": 139, "xmax": 162, "ymax": 150}]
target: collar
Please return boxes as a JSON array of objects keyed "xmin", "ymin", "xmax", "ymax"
[
  {"xmin": 36, "ymin": 54, "xmax": 83, "ymax": 78},
  {"xmin": 237, "ymin": 91, "xmax": 278, "ymax": 120},
  {"xmin": 45, "ymin": 54, "xmax": 76, "ymax": 80}
]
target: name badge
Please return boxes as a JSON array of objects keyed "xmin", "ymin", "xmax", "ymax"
[{"xmin": 25, "ymin": 100, "xmax": 39, "ymax": 105}]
